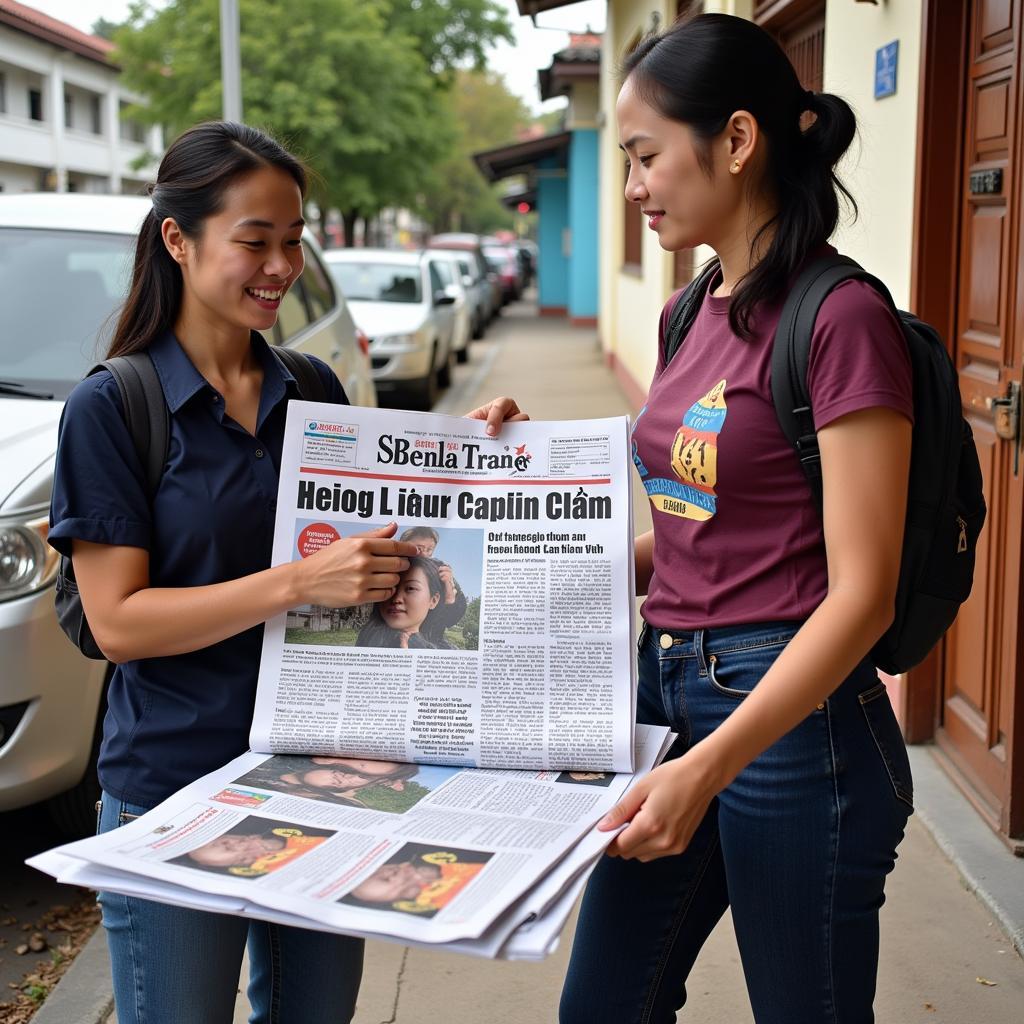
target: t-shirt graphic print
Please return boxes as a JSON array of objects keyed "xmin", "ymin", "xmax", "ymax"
[{"xmin": 633, "ymin": 379, "xmax": 727, "ymax": 523}]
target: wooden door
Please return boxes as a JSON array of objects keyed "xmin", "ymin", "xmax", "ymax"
[{"xmin": 938, "ymin": 0, "xmax": 1024, "ymax": 843}]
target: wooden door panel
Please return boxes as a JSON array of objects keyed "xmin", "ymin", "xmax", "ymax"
[
  {"xmin": 980, "ymin": 0, "xmax": 1013, "ymax": 51},
  {"xmin": 941, "ymin": 0, "xmax": 1021, "ymax": 829},
  {"xmin": 966, "ymin": 207, "xmax": 1004, "ymax": 331}
]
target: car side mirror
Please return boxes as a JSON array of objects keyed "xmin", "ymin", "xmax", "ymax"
[{"xmin": 434, "ymin": 290, "xmax": 456, "ymax": 306}]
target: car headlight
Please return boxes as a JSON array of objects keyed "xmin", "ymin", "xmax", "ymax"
[
  {"xmin": 0, "ymin": 516, "xmax": 60, "ymax": 601},
  {"xmin": 372, "ymin": 333, "xmax": 418, "ymax": 352}
]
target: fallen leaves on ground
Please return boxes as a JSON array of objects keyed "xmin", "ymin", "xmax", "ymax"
[
  {"xmin": 975, "ymin": 976, "xmax": 998, "ymax": 987},
  {"xmin": 0, "ymin": 897, "xmax": 101, "ymax": 1024}
]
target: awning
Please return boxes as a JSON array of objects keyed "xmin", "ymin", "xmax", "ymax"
[{"xmin": 473, "ymin": 132, "xmax": 572, "ymax": 183}]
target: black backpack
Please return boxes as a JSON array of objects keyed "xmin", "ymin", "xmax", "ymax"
[
  {"xmin": 663, "ymin": 253, "xmax": 986, "ymax": 674},
  {"xmin": 54, "ymin": 346, "xmax": 328, "ymax": 660}
]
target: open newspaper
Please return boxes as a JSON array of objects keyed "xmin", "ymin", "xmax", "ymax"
[{"xmin": 31, "ymin": 406, "xmax": 672, "ymax": 959}]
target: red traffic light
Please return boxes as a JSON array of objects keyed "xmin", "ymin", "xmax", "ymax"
[{"xmin": 517, "ymin": 201, "xmax": 531, "ymax": 214}]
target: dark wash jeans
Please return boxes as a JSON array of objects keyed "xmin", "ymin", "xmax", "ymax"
[
  {"xmin": 96, "ymin": 794, "xmax": 364, "ymax": 1024},
  {"xmin": 560, "ymin": 622, "xmax": 913, "ymax": 1024}
]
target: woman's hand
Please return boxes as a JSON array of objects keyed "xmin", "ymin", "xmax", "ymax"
[
  {"xmin": 598, "ymin": 749, "xmax": 723, "ymax": 862},
  {"xmin": 437, "ymin": 563, "xmax": 456, "ymax": 604},
  {"xmin": 465, "ymin": 396, "xmax": 529, "ymax": 436},
  {"xmin": 397, "ymin": 630, "xmax": 413, "ymax": 649},
  {"xmin": 293, "ymin": 523, "xmax": 419, "ymax": 607}
]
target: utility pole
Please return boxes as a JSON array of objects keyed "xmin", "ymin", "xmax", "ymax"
[{"xmin": 220, "ymin": 0, "xmax": 242, "ymax": 122}]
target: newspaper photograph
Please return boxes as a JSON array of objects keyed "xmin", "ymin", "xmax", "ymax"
[
  {"xmin": 30, "ymin": 725, "xmax": 674, "ymax": 950},
  {"xmin": 250, "ymin": 403, "xmax": 637, "ymax": 773}
]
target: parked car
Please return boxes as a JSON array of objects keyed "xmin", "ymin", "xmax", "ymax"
[
  {"xmin": 424, "ymin": 249, "xmax": 473, "ymax": 363},
  {"xmin": 427, "ymin": 233, "xmax": 501, "ymax": 325},
  {"xmin": 0, "ymin": 193, "xmax": 376, "ymax": 835},
  {"xmin": 323, "ymin": 248, "xmax": 458, "ymax": 410},
  {"xmin": 481, "ymin": 242, "xmax": 523, "ymax": 304}
]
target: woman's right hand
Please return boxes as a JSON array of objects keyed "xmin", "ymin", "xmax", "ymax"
[
  {"xmin": 465, "ymin": 396, "xmax": 529, "ymax": 436},
  {"xmin": 292, "ymin": 523, "xmax": 419, "ymax": 607}
]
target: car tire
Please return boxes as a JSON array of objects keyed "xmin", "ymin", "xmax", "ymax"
[
  {"xmin": 456, "ymin": 346, "xmax": 469, "ymax": 365},
  {"xmin": 437, "ymin": 346, "xmax": 454, "ymax": 389},
  {"xmin": 471, "ymin": 314, "xmax": 483, "ymax": 340},
  {"xmin": 409, "ymin": 347, "xmax": 439, "ymax": 411}
]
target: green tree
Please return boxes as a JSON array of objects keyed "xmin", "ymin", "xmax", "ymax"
[
  {"xmin": 422, "ymin": 69, "xmax": 532, "ymax": 234},
  {"xmin": 112, "ymin": 0, "xmax": 454, "ymax": 233},
  {"xmin": 460, "ymin": 595, "xmax": 481, "ymax": 648},
  {"xmin": 382, "ymin": 0, "xmax": 513, "ymax": 78},
  {"xmin": 91, "ymin": 17, "xmax": 124, "ymax": 40}
]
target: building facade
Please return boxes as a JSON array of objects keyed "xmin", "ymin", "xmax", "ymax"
[
  {"xmin": 520, "ymin": 0, "xmax": 1024, "ymax": 849},
  {"xmin": 0, "ymin": 0, "xmax": 161, "ymax": 195}
]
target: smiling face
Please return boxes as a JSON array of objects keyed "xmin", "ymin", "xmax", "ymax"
[
  {"xmin": 380, "ymin": 564, "xmax": 440, "ymax": 633},
  {"xmin": 164, "ymin": 164, "xmax": 305, "ymax": 336},
  {"xmin": 617, "ymin": 77, "xmax": 743, "ymax": 255}
]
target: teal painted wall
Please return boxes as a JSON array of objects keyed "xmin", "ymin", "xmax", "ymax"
[
  {"xmin": 537, "ymin": 164, "xmax": 569, "ymax": 310},
  {"xmin": 568, "ymin": 129, "xmax": 599, "ymax": 319}
]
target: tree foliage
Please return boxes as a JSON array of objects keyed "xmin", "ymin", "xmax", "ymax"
[
  {"xmin": 110, "ymin": 0, "xmax": 508, "ymax": 227},
  {"xmin": 422, "ymin": 69, "xmax": 533, "ymax": 234},
  {"xmin": 382, "ymin": 0, "xmax": 512, "ymax": 78}
]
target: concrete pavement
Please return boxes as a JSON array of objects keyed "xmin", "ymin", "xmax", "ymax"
[{"xmin": 37, "ymin": 297, "xmax": 1024, "ymax": 1023}]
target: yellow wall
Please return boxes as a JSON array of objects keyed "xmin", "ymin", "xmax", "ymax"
[
  {"xmin": 824, "ymin": 0, "xmax": 923, "ymax": 308},
  {"xmin": 599, "ymin": 0, "xmax": 755, "ymax": 399},
  {"xmin": 597, "ymin": 0, "xmax": 921, "ymax": 401}
]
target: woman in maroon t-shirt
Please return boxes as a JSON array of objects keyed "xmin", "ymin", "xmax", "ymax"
[{"xmin": 473, "ymin": 13, "xmax": 914, "ymax": 1024}]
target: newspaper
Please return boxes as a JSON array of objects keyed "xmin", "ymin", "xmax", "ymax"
[
  {"xmin": 31, "ymin": 406, "xmax": 664, "ymax": 958},
  {"xmin": 251, "ymin": 403, "xmax": 637, "ymax": 772},
  {"xmin": 29, "ymin": 725, "xmax": 674, "ymax": 955}
]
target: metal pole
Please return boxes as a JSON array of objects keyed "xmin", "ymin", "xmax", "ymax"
[{"xmin": 220, "ymin": 0, "xmax": 242, "ymax": 122}]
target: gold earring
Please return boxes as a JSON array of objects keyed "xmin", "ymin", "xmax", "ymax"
[{"xmin": 730, "ymin": 159, "xmax": 741, "ymax": 174}]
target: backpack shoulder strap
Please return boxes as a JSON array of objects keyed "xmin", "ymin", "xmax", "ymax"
[
  {"xmin": 663, "ymin": 258, "xmax": 722, "ymax": 366},
  {"xmin": 274, "ymin": 346, "xmax": 328, "ymax": 403},
  {"xmin": 89, "ymin": 352, "xmax": 169, "ymax": 500},
  {"xmin": 771, "ymin": 254, "xmax": 895, "ymax": 510}
]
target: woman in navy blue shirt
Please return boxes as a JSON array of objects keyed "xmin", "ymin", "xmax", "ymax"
[{"xmin": 49, "ymin": 122, "xmax": 418, "ymax": 1024}]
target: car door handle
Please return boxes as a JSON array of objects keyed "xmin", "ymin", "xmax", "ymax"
[{"xmin": 330, "ymin": 346, "xmax": 342, "ymax": 361}]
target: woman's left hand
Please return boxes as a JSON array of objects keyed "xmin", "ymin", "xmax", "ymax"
[
  {"xmin": 598, "ymin": 751, "xmax": 722, "ymax": 862},
  {"xmin": 437, "ymin": 564, "xmax": 456, "ymax": 603}
]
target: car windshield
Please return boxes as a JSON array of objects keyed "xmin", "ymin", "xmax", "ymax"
[
  {"xmin": 0, "ymin": 228, "xmax": 133, "ymax": 399},
  {"xmin": 328, "ymin": 262, "xmax": 422, "ymax": 303}
]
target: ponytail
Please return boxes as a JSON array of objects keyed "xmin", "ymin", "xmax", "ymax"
[
  {"xmin": 622, "ymin": 14, "xmax": 858, "ymax": 339},
  {"xmin": 108, "ymin": 121, "xmax": 307, "ymax": 357}
]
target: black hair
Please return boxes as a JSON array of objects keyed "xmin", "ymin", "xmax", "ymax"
[
  {"xmin": 622, "ymin": 13, "xmax": 857, "ymax": 338},
  {"xmin": 400, "ymin": 526, "xmax": 440, "ymax": 545},
  {"xmin": 109, "ymin": 121, "xmax": 307, "ymax": 357}
]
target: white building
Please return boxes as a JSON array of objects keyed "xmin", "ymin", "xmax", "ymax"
[{"xmin": 0, "ymin": 0, "xmax": 161, "ymax": 195}]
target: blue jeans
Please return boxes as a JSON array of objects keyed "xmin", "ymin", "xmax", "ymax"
[
  {"xmin": 97, "ymin": 793, "xmax": 364, "ymax": 1024},
  {"xmin": 560, "ymin": 622, "xmax": 913, "ymax": 1024}
]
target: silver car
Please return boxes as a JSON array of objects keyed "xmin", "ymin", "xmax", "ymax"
[
  {"xmin": 0, "ymin": 193, "xmax": 376, "ymax": 834},
  {"xmin": 323, "ymin": 248, "xmax": 458, "ymax": 410}
]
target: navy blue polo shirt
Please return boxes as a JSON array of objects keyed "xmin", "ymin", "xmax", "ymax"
[{"xmin": 49, "ymin": 330, "xmax": 347, "ymax": 806}]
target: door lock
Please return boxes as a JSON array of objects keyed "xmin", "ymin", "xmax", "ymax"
[{"xmin": 987, "ymin": 380, "xmax": 1022, "ymax": 474}]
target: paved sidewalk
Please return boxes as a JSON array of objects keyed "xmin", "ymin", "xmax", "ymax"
[{"xmin": 38, "ymin": 299, "xmax": 1024, "ymax": 1023}]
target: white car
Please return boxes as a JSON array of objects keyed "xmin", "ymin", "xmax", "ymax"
[
  {"xmin": 323, "ymin": 248, "xmax": 457, "ymax": 410},
  {"xmin": 0, "ymin": 193, "xmax": 376, "ymax": 835},
  {"xmin": 424, "ymin": 249, "xmax": 473, "ymax": 364}
]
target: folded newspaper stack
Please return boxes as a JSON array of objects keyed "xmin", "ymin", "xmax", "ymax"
[{"xmin": 31, "ymin": 407, "xmax": 673, "ymax": 959}]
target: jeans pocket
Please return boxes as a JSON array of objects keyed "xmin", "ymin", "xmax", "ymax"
[
  {"xmin": 858, "ymin": 682, "xmax": 914, "ymax": 811},
  {"xmin": 706, "ymin": 638, "xmax": 793, "ymax": 700}
]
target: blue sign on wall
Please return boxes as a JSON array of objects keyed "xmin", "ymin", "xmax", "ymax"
[{"xmin": 875, "ymin": 40, "xmax": 898, "ymax": 100}]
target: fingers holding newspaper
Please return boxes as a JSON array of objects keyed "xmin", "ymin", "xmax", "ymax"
[
  {"xmin": 464, "ymin": 396, "xmax": 529, "ymax": 436},
  {"xmin": 292, "ymin": 523, "xmax": 420, "ymax": 606},
  {"xmin": 598, "ymin": 753, "xmax": 720, "ymax": 862}
]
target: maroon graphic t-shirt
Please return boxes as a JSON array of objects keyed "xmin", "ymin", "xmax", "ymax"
[{"xmin": 632, "ymin": 264, "xmax": 914, "ymax": 630}]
